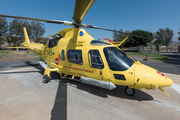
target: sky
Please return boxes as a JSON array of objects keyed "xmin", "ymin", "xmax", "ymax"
[{"xmin": 0, "ymin": 0, "xmax": 180, "ymax": 42}]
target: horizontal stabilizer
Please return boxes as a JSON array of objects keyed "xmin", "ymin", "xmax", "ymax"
[
  {"xmin": 7, "ymin": 47, "xmax": 28, "ymax": 49},
  {"xmin": 24, "ymin": 49, "xmax": 30, "ymax": 57}
]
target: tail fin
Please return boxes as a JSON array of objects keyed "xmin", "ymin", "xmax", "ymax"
[{"xmin": 21, "ymin": 27, "xmax": 30, "ymax": 46}]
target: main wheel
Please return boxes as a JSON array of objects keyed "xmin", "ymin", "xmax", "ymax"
[
  {"xmin": 125, "ymin": 86, "xmax": 135, "ymax": 96},
  {"xmin": 42, "ymin": 75, "xmax": 50, "ymax": 83}
]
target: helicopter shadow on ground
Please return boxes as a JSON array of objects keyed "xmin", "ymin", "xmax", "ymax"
[
  {"xmin": 49, "ymin": 72, "xmax": 67, "ymax": 120},
  {"xmin": 49, "ymin": 71, "xmax": 154, "ymax": 120},
  {"xmin": 13, "ymin": 61, "xmax": 67, "ymax": 120},
  {"xmin": 0, "ymin": 60, "xmax": 67, "ymax": 120},
  {"xmin": 0, "ymin": 59, "xmax": 154, "ymax": 120},
  {"xmin": 4, "ymin": 60, "xmax": 153, "ymax": 119},
  {"xmin": 59, "ymin": 78, "xmax": 154, "ymax": 101},
  {"xmin": 11, "ymin": 60, "xmax": 68, "ymax": 120}
]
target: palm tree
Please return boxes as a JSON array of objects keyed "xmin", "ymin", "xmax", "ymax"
[
  {"xmin": 5, "ymin": 35, "xmax": 13, "ymax": 47},
  {"xmin": 0, "ymin": 36, "xmax": 5, "ymax": 49},
  {"xmin": 153, "ymin": 39, "xmax": 161, "ymax": 52},
  {"xmin": 5, "ymin": 35, "xmax": 20, "ymax": 47},
  {"xmin": 11, "ymin": 36, "xmax": 20, "ymax": 47},
  {"xmin": 154, "ymin": 28, "xmax": 174, "ymax": 52}
]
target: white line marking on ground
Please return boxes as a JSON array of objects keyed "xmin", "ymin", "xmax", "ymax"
[
  {"xmin": 171, "ymin": 83, "xmax": 180, "ymax": 94},
  {"xmin": 0, "ymin": 67, "xmax": 35, "ymax": 73}
]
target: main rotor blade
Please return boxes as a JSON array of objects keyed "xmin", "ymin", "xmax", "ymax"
[
  {"xmin": 73, "ymin": 0, "xmax": 95, "ymax": 24},
  {"xmin": 0, "ymin": 14, "xmax": 65, "ymax": 24},
  {"xmin": 88, "ymin": 25, "xmax": 153, "ymax": 40}
]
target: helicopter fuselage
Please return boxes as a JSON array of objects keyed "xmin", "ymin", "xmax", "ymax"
[{"xmin": 25, "ymin": 28, "xmax": 173, "ymax": 93}]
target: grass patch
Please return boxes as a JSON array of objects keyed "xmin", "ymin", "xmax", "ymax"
[
  {"xmin": 0, "ymin": 54, "xmax": 7, "ymax": 58},
  {"xmin": 149, "ymin": 56, "xmax": 169, "ymax": 61},
  {"xmin": 9, "ymin": 52, "xmax": 25, "ymax": 55},
  {"xmin": 126, "ymin": 53, "xmax": 169, "ymax": 62},
  {"xmin": 127, "ymin": 53, "xmax": 163, "ymax": 57},
  {"xmin": 30, "ymin": 57, "xmax": 41, "ymax": 60},
  {"xmin": 127, "ymin": 53, "xmax": 146, "ymax": 56},
  {"xmin": 0, "ymin": 50, "xmax": 9, "ymax": 54},
  {"xmin": 148, "ymin": 53, "xmax": 163, "ymax": 57},
  {"xmin": 30, "ymin": 53, "xmax": 38, "ymax": 56}
]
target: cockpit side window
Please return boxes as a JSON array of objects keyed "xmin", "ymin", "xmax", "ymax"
[
  {"xmin": 88, "ymin": 50, "xmax": 104, "ymax": 69},
  {"xmin": 103, "ymin": 47, "xmax": 133, "ymax": 71}
]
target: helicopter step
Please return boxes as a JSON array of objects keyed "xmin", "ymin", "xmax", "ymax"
[
  {"xmin": 65, "ymin": 75, "xmax": 81, "ymax": 82},
  {"xmin": 38, "ymin": 61, "xmax": 48, "ymax": 69}
]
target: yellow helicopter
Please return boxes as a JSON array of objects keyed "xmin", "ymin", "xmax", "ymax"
[{"xmin": 0, "ymin": 0, "xmax": 173, "ymax": 97}]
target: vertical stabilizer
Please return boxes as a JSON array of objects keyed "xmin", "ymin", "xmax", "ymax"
[
  {"xmin": 21, "ymin": 27, "xmax": 30, "ymax": 45},
  {"xmin": 115, "ymin": 37, "xmax": 128, "ymax": 47}
]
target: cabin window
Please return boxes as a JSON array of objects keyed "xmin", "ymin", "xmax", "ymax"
[
  {"xmin": 48, "ymin": 35, "xmax": 63, "ymax": 48},
  {"xmin": 67, "ymin": 50, "xmax": 83, "ymax": 65},
  {"xmin": 88, "ymin": 50, "xmax": 104, "ymax": 69},
  {"xmin": 62, "ymin": 50, "xmax": 65, "ymax": 60},
  {"xmin": 48, "ymin": 39, "xmax": 58, "ymax": 48}
]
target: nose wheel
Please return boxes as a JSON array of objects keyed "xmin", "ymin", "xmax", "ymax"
[
  {"xmin": 125, "ymin": 86, "xmax": 135, "ymax": 96},
  {"xmin": 42, "ymin": 75, "xmax": 50, "ymax": 83}
]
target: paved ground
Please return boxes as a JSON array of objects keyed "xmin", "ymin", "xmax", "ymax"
[
  {"xmin": 162, "ymin": 53, "xmax": 180, "ymax": 73},
  {"xmin": 0, "ymin": 56, "xmax": 180, "ymax": 120}
]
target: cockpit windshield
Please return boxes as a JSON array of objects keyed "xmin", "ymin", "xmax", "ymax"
[{"xmin": 103, "ymin": 47, "xmax": 134, "ymax": 71}]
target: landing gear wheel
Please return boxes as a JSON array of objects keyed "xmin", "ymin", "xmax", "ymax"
[
  {"xmin": 42, "ymin": 75, "xmax": 50, "ymax": 83},
  {"xmin": 125, "ymin": 86, "xmax": 135, "ymax": 96}
]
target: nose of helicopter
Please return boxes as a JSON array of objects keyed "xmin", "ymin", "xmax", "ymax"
[
  {"xmin": 134, "ymin": 63, "xmax": 174, "ymax": 88},
  {"xmin": 165, "ymin": 76, "xmax": 174, "ymax": 86}
]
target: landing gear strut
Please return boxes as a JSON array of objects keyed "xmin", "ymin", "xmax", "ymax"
[
  {"xmin": 42, "ymin": 75, "xmax": 50, "ymax": 83},
  {"xmin": 125, "ymin": 86, "xmax": 135, "ymax": 96}
]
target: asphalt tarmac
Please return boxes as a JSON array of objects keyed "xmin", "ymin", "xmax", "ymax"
[{"xmin": 0, "ymin": 55, "xmax": 180, "ymax": 120}]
